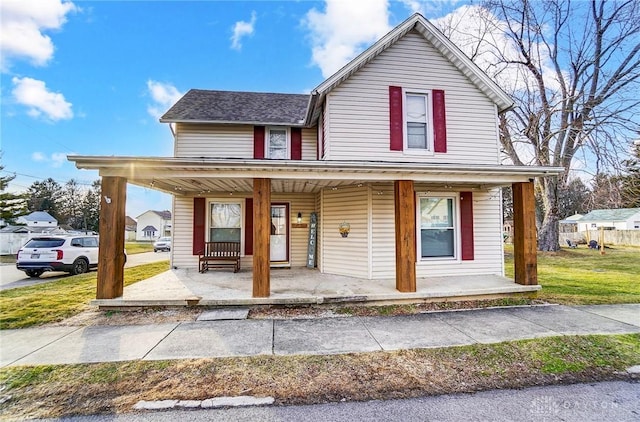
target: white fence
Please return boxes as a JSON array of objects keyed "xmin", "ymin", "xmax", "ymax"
[
  {"xmin": 0, "ymin": 233, "xmax": 32, "ymax": 255},
  {"xmin": 560, "ymin": 230, "xmax": 640, "ymax": 247}
]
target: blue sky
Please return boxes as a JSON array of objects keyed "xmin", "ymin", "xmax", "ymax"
[{"xmin": 1, "ymin": 0, "xmax": 466, "ymax": 217}]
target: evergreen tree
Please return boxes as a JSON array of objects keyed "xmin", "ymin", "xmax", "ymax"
[
  {"xmin": 26, "ymin": 178, "xmax": 63, "ymax": 219},
  {"xmin": 0, "ymin": 165, "xmax": 28, "ymax": 225}
]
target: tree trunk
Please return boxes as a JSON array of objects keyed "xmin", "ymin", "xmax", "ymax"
[{"xmin": 537, "ymin": 177, "xmax": 561, "ymax": 251}]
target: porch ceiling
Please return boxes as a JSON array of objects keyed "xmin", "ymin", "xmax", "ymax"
[{"xmin": 68, "ymin": 156, "xmax": 564, "ymax": 196}]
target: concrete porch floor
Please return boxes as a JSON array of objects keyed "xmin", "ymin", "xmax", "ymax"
[{"xmin": 92, "ymin": 267, "xmax": 541, "ymax": 308}]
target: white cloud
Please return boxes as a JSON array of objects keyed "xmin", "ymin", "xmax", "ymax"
[
  {"xmin": 12, "ymin": 76, "xmax": 73, "ymax": 121},
  {"xmin": 230, "ymin": 11, "xmax": 257, "ymax": 51},
  {"xmin": 31, "ymin": 152, "xmax": 46, "ymax": 162},
  {"xmin": 31, "ymin": 151, "xmax": 70, "ymax": 167},
  {"xmin": 51, "ymin": 152, "xmax": 67, "ymax": 167},
  {"xmin": 303, "ymin": 0, "xmax": 391, "ymax": 78},
  {"xmin": 147, "ymin": 80, "xmax": 183, "ymax": 119},
  {"xmin": 0, "ymin": 0, "xmax": 77, "ymax": 70}
]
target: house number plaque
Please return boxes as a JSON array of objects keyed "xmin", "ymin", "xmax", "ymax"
[{"xmin": 306, "ymin": 212, "xmax": 318, "ymax": 268}]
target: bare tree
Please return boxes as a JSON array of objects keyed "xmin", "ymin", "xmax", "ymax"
[
  {"xmin": 439, "ymin": 0, "xmax": 640, "ymax": 250},
  {"xmin": 619, "ymin": 140, "xmax": 640, "ymax": 207}
]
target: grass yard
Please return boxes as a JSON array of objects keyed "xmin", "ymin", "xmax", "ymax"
[
  {"xmin": 505, "ymin": 244, "xmax": 640, "ymax": 304},
  {"xmin": 0, "ymin": 261, "xmax": 169, "ymax": 329},
  {"xmin": 124, "ymin": 242, "xmax": 154, "ymax": 254}
]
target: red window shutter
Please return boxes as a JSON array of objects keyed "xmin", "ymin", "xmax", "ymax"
[
  {"xmin": 389, "ymin": 86, "xmax": 403, "ymax": 151},
  {"xmin": 432, "ymin": 89, "xmax": 447, "ymax": 153},
  {"xmin": 192, "ymin": 197, "xmax": 206, "ymax": 255},
  {"xmin": 244, "ymin": 198, "xmax": 253, "ymax": 255},
  {"xmin": 460, "ymin": 192, "xmax": 474, "ymax": 260},
  {"xmin": 253, "ymin": 126, "xmax": 265, "ymax": 159},
  {"xmin": 291, "ymin": 127, "xmax": 302, "ymax": 160}
]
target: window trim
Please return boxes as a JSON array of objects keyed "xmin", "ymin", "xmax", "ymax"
[
  {"xmin": 416, "ymin": 192, "xmax": 461, "ymax": 261},
  {"xmin": 403, "ymin": 89, "xmax": 434, "ymax": 155},
  {"xmin": 207, "ymin": 199, "xmax": 244, "ymax": 256},
  {"xmin": 266, "ymin": 126, "xmax": 291, "ymax": 159}
]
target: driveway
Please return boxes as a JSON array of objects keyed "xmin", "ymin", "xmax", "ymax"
[{"xmin": 0, "ymin": 252, "xmax": 169, "ymax": 291}]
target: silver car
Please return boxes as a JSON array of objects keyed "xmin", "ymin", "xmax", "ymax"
[{"xmin": 153, "ymin": 236, "xmax": 171, "ymax": 252}]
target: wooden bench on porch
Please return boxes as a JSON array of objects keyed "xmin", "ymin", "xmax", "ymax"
[{"xmin": 199, "ymin": 241, "xmax": 241, "ymax": 273}]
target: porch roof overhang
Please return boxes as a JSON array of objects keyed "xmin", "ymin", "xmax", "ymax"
[{"xmin": 69, "ymin": 156, "xmax": 563, "ymax": 195}]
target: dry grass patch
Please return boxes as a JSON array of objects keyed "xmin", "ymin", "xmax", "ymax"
[{"xmin": 1, "ymin": 334, "xmax": 638, "ymax": 420}]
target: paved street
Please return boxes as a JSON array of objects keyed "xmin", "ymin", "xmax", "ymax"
[
  {"xmin": 37, "ymin": 381, "xmax": 640, "ymax": 421},
  {"xmin": 0, "ymin": 251, "xmax": 168, "ymax": 291}
]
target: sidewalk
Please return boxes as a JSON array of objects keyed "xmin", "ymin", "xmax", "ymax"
[{"xmin": 1, "ymin": 304, "xmax": 639, "ymax": 367}]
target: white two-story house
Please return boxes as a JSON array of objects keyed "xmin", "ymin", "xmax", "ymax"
[{"xmin": 70, "ymin": 14, "xmax": 562, "ymax": 300}]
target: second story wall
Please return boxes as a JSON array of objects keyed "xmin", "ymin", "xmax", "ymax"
[
  {"xmin": 175, "ymin": 123, "xmax": 318, "ymax": 160},
  {"xmin": 324, "ymin": 30, "xmax": 501, "ymax": 164}
]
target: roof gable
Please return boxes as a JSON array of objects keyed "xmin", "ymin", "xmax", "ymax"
[
  {"xmin": 160, "ymin": 90, "xmax": 310, "ymax": 125},
  {"xmin": 305, "ymin": 13, "xmax": 513, "ymax": 123}
]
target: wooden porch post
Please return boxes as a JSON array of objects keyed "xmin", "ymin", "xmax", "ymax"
[
  {"xmin": 253, "ymin": 178, "xmax": 271, "ymax": 297},
  {"xmin": 512, "ymin": 181, "xmax": 537, "ymax": 285},
  {"xmin": 394, "ymin": 180, "xmax": 416, "ymax": 292},
  {"xmin": 97, "ymin": 176, "xmax": 127, "ymax": 299}
]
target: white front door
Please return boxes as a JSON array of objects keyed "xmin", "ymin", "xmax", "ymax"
[{"xmin": 270, "ymin": 204, "xmax": 288, "ymax": 262}]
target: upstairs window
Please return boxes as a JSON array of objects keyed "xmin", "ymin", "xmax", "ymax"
[
  {"xmin": 390, "ymin": 86, "xmax": 446, "ymax": 153},
  {"xmin": 406, "ymin": 93, "xmax": 429, "ymax": 150},
  {"xmin": 267, "ymin": 127, "xmax": 289, "ymax": 159}
]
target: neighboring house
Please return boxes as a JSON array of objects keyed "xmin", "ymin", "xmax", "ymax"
[
  {"xmin": 15, "ymin": 211, "xmax": 58, "ymax": 228},
  {"xmin": 125, "ymin": 216, "xmax": 137, "ymax": 241},
  {"xmin": 577, "ymin": 208, "xmax": 640, "ymax": 231},
  {"xmin": 559, "ymin": 213, "xmax": 583, "ymax": 233},
  {"xmin": 70, "ymin": 13, "xmax": 562, "ymax": 299},
  {"xmin": 135, "ymin": 210, "xmax": 172, "ymax": 241}
]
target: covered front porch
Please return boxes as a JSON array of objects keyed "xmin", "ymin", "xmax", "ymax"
[
  {"xmin": 68, "ymin": 156, "xmax": 563, "ymax": 304},
  {"xmin": 92, "ymin": 267, "xmax": 541, "ymax": 308}
]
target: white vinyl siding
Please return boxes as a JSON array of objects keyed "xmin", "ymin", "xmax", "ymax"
[
  {"xmin": 324, "ymin": 30, "xmax": 500, "ymax": 164},
  {"xmin": 302, "ymin": 127, "xmax": 317, "ymax": 160},
  {"xmin": 320, "ymin": 187, "xmax": 369, "ymax": 278},
  {"xmin": 174, "ymin": 123, "xmax": 318, "ymax": 160},
  {"xmin": 371, "ymin": 185, "xmax": 395, "ymax": 278},
  {"xmin": 174, "ymin": 124, "xmax": 254, "ymax": 158},
  {"xmin": 172, "ymin": 196, "xmax": 198, "ymax": 268}
]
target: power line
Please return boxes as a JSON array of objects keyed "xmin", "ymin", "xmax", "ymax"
[{"xmin": 0, "ymin": 170, "xmax": 97, "ymax": 187}]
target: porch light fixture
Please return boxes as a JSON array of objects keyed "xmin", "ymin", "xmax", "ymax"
[
  {"xmin": 339, "ymin": 221, "xmax": 350, "ymax": 238},
  {"xmin": 297, "ymin": 212, "xmax": 302, "ymax": 223}
]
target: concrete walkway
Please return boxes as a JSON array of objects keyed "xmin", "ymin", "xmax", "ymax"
[{"xmin": 1, "ymin": 304, "xmax": 639, "ymax": 367}]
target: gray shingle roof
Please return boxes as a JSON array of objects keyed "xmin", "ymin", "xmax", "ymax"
[
  {"xmin": 160, "ymin": 89, "xmax": 310, "ymax": 125},
  {"xmin": 22, "ymin": 211, "xmax": 57, "ymax": 222},
  {"xmin": 579, "ymin": 208, "xmax": 640, "ymax": 222}
]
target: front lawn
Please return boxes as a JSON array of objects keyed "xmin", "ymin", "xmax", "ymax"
[
  {"xmin": 124, "ymin": 242, "xmax": 154, "ymax": 254},
  {"xmin": 0, "ymin": 261, "xmax": 169, "ymax": 329},
  {"xmin": 504, "ymin": 244, "xmax": 640, "ymax": 304}
]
